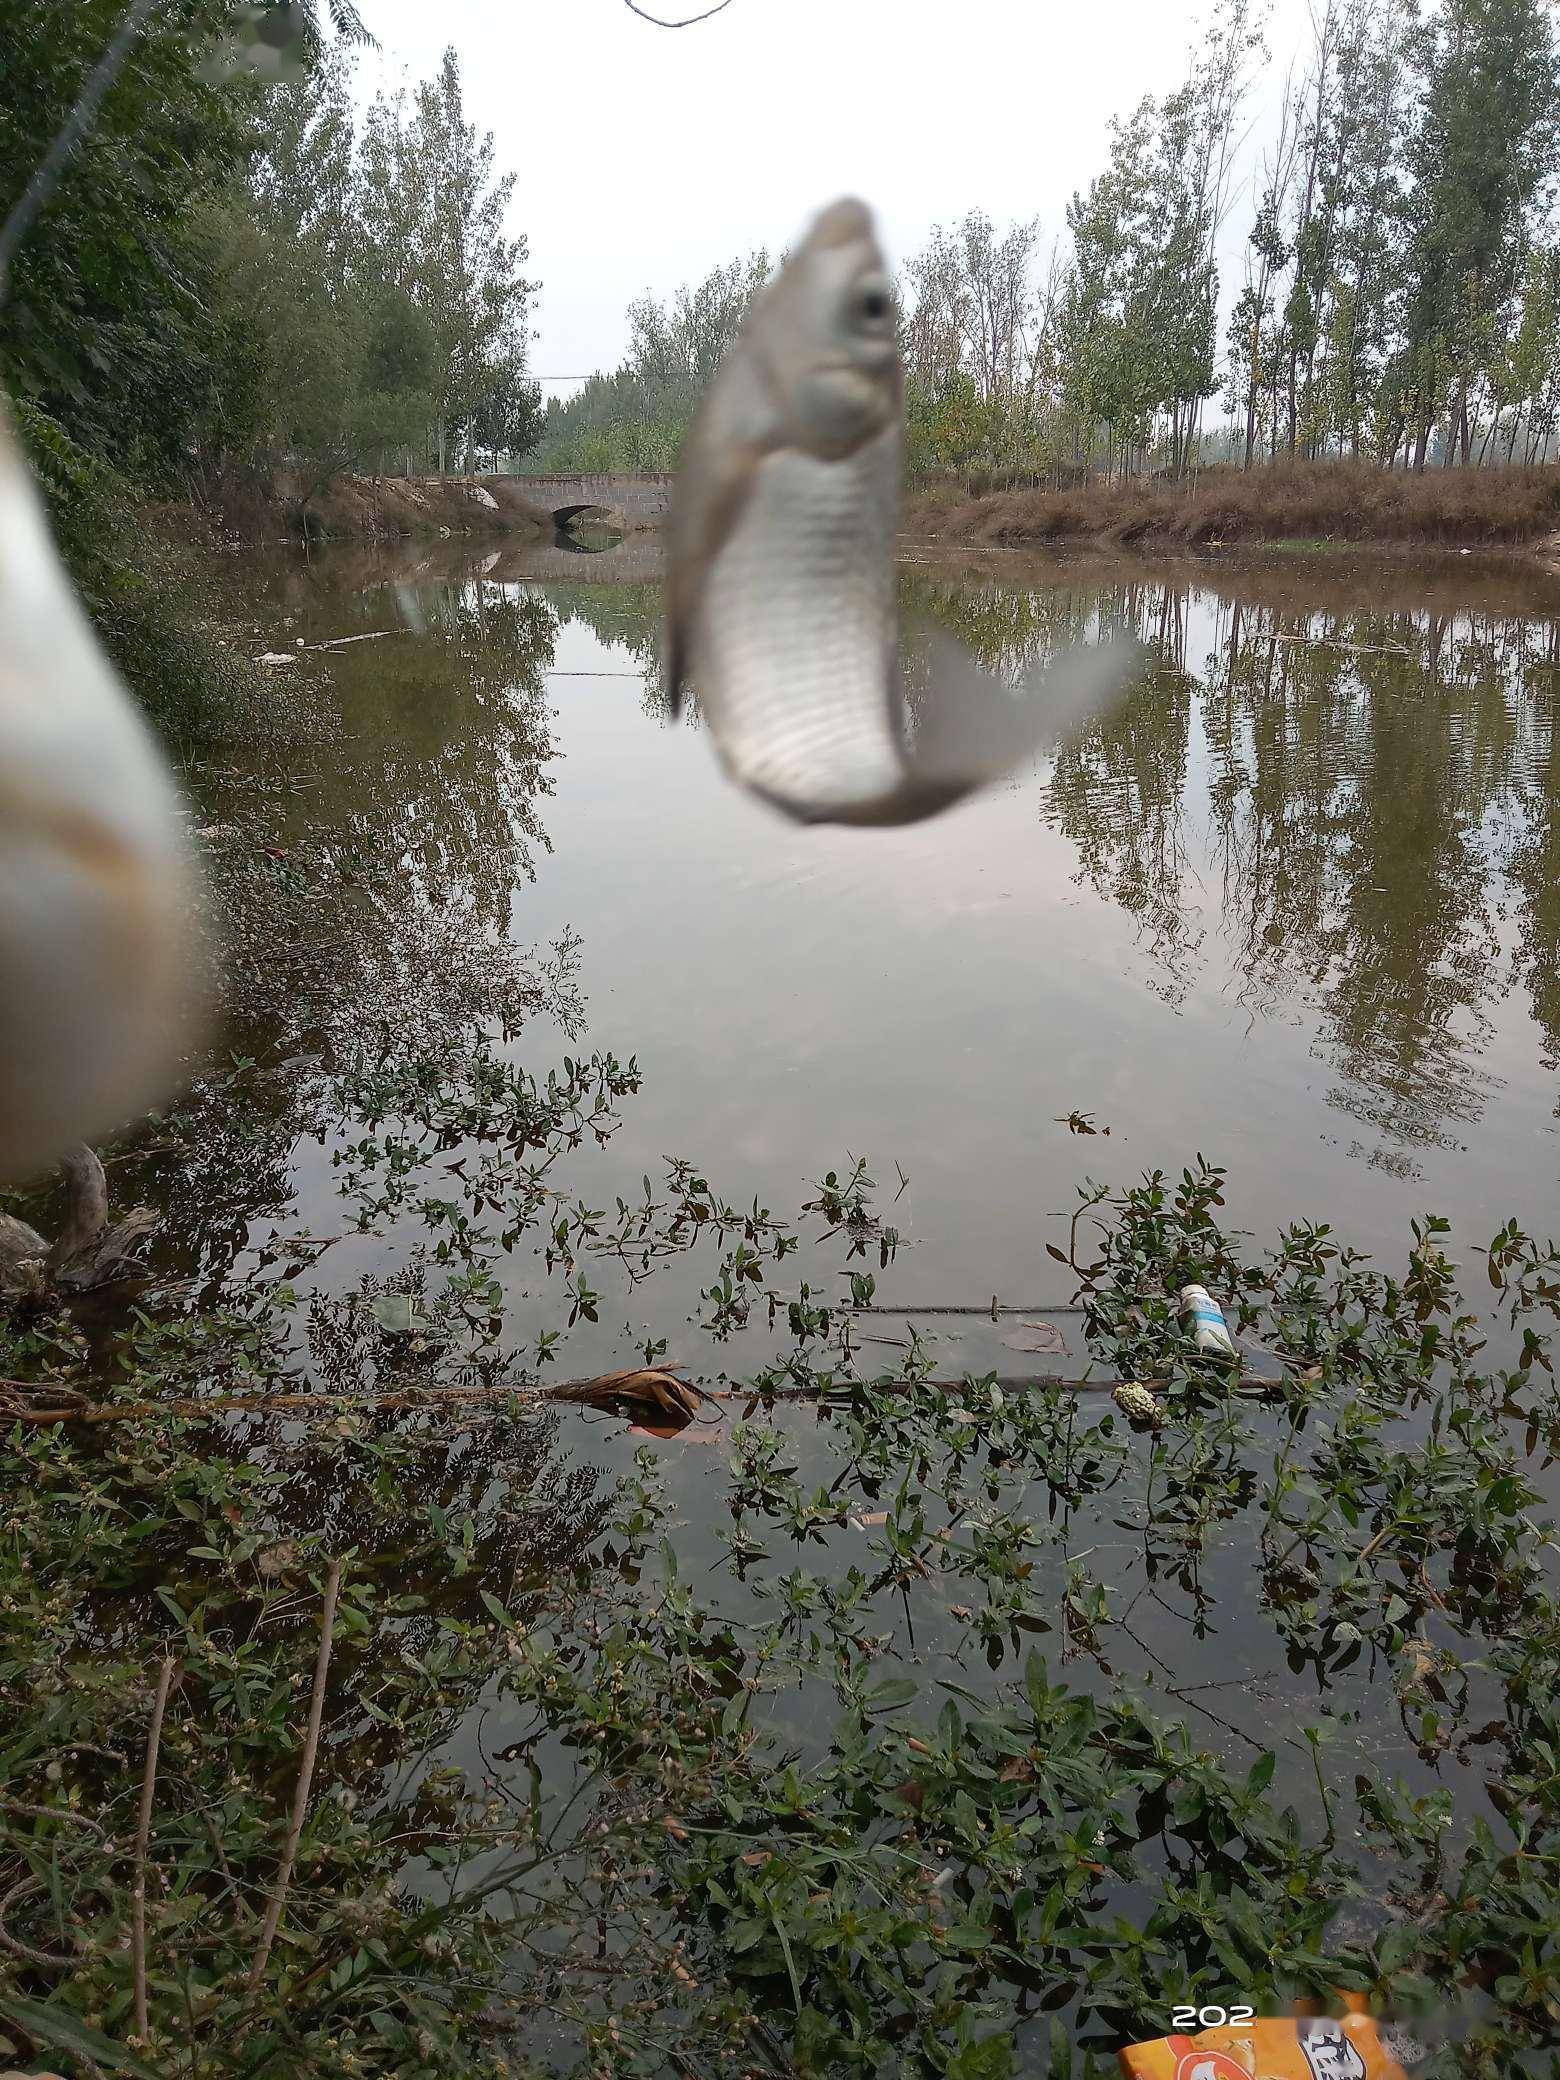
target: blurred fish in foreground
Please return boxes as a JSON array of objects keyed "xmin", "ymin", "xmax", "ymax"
[
  {"xmin": 0, "ymin": 409, "xmax": 203, "ymax": 1181},
  {"xmin": 666, "ymin": 196, "xmax": 1137, "ymax": 826}
]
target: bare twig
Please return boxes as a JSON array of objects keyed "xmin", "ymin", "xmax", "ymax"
[
  {"xmin": 247, "ymin": 1558, "xmax": 343, "ymax": 1999},
  {"xmin": 0, "ymin": 1793, "xmax": 108, "ymax": 1840},
  {"xmin": 0, "ymin": 1874, "xmax": 78, "ymax": 1968},
  {"xmin": 302, "ymin": 630, "xmax": 399, "ymax": 651},
  {"xmin": 133, "ymin": 1652, "xmax": 178, "ymax": 2042},
  {"xmin": 1254, "ymin": 631, "xmax": 1410, "ymax": 657},
  {"xmin": 846, "ymin": 1301, "xmax": 1095, "ymax": 1315},
  {"xmin": 0, "ymin": 1360, "xmax": 1285, "ymax": 1430},
  {"xmin": 0, "ymin": 1366, "xmax": 714, "ymax": 1427}
]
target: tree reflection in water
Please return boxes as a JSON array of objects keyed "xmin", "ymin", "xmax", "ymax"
[
  {"xmin": 905, "ymin": 556, "xmax": 1560, "ymax": 1164},
  {"xmin": 114, "ymin": 542, "xmax": 1560, "ymax": 1282},
  {"xmin": 110, "ymin": 573, "xmax": 579, "ymax": 1276}
]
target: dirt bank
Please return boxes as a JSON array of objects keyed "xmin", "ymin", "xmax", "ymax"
[
  {"xmin": 906, "ymin": 459, "xmax": 1560, "ymax": 557},
  {"xmin": 185, "ymin": 466, "xmax": 558, "ymax": 545}
]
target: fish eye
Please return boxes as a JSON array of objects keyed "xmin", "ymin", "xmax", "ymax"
[{"xmin": 851, "ymin": 279, "xmax": 892, "ymax": 328}]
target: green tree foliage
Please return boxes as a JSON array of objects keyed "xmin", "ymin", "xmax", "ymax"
[
  {"xmin": 900, "ymin": 209, "xmax": 1055, "ymax": 478},
  {"xmin": 356, "ymin": 46, "xmax": 539, "ymax": 471},
  {"xmin": 0, "ymin": 0, "xmax": 260, "ymax": 482},
  {"xmin": 537, "ymin": 0, "xmax": 1560, "ymax": 486},
  {"xmin": 1233, "ymin": 0, "xmax": 1560, "ymax": 471},
  {"xmin": 1397, "ymin": 0, "xmax": 1558, "ymax": 467},
  {"xmin": 198, "ymin": 43, "xmax": 365, "ymax": 483},
  {"xmin": 2, "ymin": 10, "xmax": 538, "ymax": 499},
  {"xmin": 1056, "ymin": 0, "xmax": 1265, "ymax": 479},
  {"xmin": 530, "ymin": 250, "xmax": 769, "ymax": 471}
]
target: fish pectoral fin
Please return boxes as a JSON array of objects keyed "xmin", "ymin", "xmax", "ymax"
[{"xmin": 904, "ymin": 627, "xmax": 1143, "ymax": 790}]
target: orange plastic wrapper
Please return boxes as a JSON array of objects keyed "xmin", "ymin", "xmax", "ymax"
[{"xmin": 1118, "ymin": 1999, "xmax": 1412, "ymax": 2080}]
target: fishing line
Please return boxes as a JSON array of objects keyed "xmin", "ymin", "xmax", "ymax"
[{"xmin": 0, "ymin": 0, "xmax": 164, "ymax": 303}]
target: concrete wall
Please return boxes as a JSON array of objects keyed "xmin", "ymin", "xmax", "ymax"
[{"xmin": 498, "ymin": 473, "xmax": 674, "ymax": 528}]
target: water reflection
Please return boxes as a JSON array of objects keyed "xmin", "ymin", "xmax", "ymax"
[
  {"xmin": 113, "ymin": 539, "xmax": 1560, "ymax": 1287},
  {"xmin": 904, "ymin": 557, "xmax": 1560, "ymax": 1162},
  {"xmin": 117, "ymin": 579, "xmax": 578, "ymax": 1272}
]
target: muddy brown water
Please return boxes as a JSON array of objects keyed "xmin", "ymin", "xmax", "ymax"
[{"xmin": 80, "ymin": 535, "xmax": 1560, "ymax": 2054}]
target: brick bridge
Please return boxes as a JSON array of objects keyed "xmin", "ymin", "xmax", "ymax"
[{"xmin": 498, "ymin": 472, "xmax": 673, "ymax": 531}]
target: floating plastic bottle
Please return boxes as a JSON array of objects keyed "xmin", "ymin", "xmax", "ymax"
[{"xmin": 1180, "ymin": 1283, "xmax": 1236, "ymax": 1359}]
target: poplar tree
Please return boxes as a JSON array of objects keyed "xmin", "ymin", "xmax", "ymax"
[
  {"xmin": 358, "ymin": 47, "xmax": 537, "ymax": 471},
  {"xmin": 1397, "ymin": 0, "xmax": 1558, "ymax": 468}
]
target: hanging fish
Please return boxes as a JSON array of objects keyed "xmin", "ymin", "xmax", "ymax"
[
  {"xmin": 665, "ymin": 196, "xmax": 1136, "ymax": 826},
  {"xmin": 0, "ymin": 410, "xmax": 204, "ymax": 1180}
]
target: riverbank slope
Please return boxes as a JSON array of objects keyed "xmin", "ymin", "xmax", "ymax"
[
  {"xmin": 194, "ymin": 466, "xmax": 558, "ymax": 545},
  {"xmin": 167, "ymin": 456, "xmax": 1560, "ymax": 561},
  {"xmin": 906, "ymin": 458, "xmax": 1560, "ymax": 555}
]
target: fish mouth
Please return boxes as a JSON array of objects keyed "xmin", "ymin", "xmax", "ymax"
[{"xmin": 816, "ymin": 344, "xmax": 896, "ymax": 376}]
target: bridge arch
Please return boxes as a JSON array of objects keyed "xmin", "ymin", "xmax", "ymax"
[
  {"xmin": 553, "ymin": 501, "xmax": 619, "ymax": 531},
  {"xmin": 504, "ymin": 473, "xmax": 674, "ymax": 532}
]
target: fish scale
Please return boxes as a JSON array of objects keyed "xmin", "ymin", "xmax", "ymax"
[{"xmin": 701, "ymin": 437, "xmax": 903, "ymax": 817}]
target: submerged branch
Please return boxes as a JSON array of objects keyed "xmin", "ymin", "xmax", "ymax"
[{"xmin": 0, "ymin": 1363, "xmax": 1283, "ymax": 1429}]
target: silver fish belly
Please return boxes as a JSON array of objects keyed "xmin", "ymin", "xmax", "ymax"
[{"xmin": 697, "ymin": 428, "xmax": 905, "ymax": 822}]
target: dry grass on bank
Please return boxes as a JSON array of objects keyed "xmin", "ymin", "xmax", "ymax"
[
  {"xmin": 192, "ymin": 465, "xmax": 556, "ymax": 545},
  {"xmin": 907, "ymin": 459, "xmax": 1560, "ymax": 552}
]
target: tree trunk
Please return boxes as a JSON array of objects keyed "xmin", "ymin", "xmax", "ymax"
[{"xmin": 1454, "ymin": 379, "xmax": 1471, "ymax": 466}]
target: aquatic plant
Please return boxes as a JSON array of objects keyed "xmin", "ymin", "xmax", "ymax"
[{"xmin": 3, "ymin": 1093, "xmax": 1559, "ymax": 2074}]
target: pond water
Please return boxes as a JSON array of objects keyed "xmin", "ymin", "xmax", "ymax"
[
  {"xmin": 70, "ymin": 534, "xmax": 1560, "ymax": 2062},
  {"xmin": 154, "ymin": 533, "xmax": 1560, "ymax": 1331}
]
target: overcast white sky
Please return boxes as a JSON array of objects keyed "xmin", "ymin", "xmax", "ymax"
[{"xmin": 353, "ymin": 0, "xmax": 1321, "ymax": 401}]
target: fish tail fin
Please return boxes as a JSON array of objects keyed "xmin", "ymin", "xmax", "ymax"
[{"xmin": 905, "ymin": 627, "xmax": 1143, "ymax": 792}]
